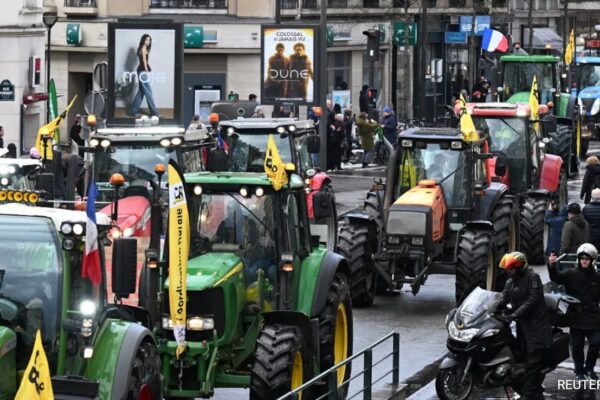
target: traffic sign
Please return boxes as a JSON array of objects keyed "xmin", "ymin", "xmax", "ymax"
[
  {"xmin": 393, "ymin": 22, "xmax": 417, "ymax": 46},
  {"xmin": 445, "ymin": 31, "xmax": 468, "ymax": 44},
  {"xmin": 459, "ymin": 15, "xmax": 491, "ymax": 36}
]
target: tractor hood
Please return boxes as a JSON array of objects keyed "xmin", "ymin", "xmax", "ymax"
[
  {"xmin": 98, "ymin": 195, "xmax": 151, "ymax": 237},
  {"xmin": 164, "ymin": 253, "xmax": 243, "ymax": 291},
  {"xmin": 507, "ymin": 92, "xmax": 530, "ymax": 103},
  {"xmin": 578, "ymin": 86, "xmax": 600, "ymax": 100}
]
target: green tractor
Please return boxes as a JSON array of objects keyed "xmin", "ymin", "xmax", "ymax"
[
  {"xmin": 140, "ymin": 171, "xmax": 353, "ymax": 399},
  {"xmin": 0, "ymin": 199, "xmax": 161, "ymax": 399},
  {"xmin": 499, "ymin": 54, "xmax": 582, "ymax": 172}
]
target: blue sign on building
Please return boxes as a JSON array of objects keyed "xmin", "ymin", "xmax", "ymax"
[
  {"xmin": 459, "ymin": 16, "xmax": 491, "ymax": 36},
  {"xmin": 445, "ymin": 31, "xmax": 468, "ymax": 44}
]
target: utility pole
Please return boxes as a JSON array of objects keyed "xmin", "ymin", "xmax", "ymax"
[
  {"xmin": 527, "ymin": 0, "xmax": 534, "ymax": 53},
  {"xmin": 418, "ymin": 4, "xmax": 428, "ymax": 120},
  {"xmin": 318, "ymin": 0, "xmax": 328, "ymax": 171}
]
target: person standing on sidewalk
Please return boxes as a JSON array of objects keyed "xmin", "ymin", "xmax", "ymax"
[
  {"xmin": 560, "ymin": 203, "xmax": 590, "ymax": 254},
  {"xmin": 545, "ymin": 200, "xmax": 568, "ymax": 257},
  {"xmin": 548, "ymin": 243, "xmax": 600, "ymax": 380},
  {"xmin": 583, "ymin": 189, "xmax": 600, "ymax": 251},
  {"xmin": 356, "ymin": 112, "xmax": 377, "ymax": 168},
  {"xmin": 381, "ymin": 106, "xmax": 398, "ymax": 147}
]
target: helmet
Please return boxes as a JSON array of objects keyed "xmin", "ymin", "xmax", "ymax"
[
  {"xmin": 499, "ymin": 252, "xmax": 529, "ymax": 270},
  {"xmin": 577, "ymin": 243, "xmax": 598, "ymax": 261}
]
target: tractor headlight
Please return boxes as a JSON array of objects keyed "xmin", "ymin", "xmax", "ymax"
[
  {"xmin": 100, "ymin": 139, "xmax": 111, "ymax": 148},
  {"xmin": 0, "ymin": 177, "xmax": 8, "ymax": 186},
  {"xmin": 450, "ymin": 141, "xmax": 463, "ymax": 150},
  {"xmin": 591, "ymin": 98, "xmax": 600, "ymax": 116},
  {"xmin": 239, "ymin": 186, "xmax": 249, "ymax": 197},
  {"xmin": 227, "ymin": 127, "xmax": 236, "ymax": 135},
  {"xmin": 448, "ymin": 321, "xmax": 479, "ymax": 342},
  {"xmin": 61, "ymin": 222, "xmax": 73, "ymax": 235},
  {"xmin": 401, "ymin": 139, "xmax": 413, "ymax": 148},
  {"xmin": 171, "ymin": 137, "xmax": 183, "ymax": 146},
  {"xmin": 81, "ymin": 318, "xmax": 93, "ymax": 338},
  {"xmin": 187, "ymin": 317, "xmax": 215, "ymax": 331},
  {"xmin": 79, "ymin": 300, "xmax": 96, "ymax": 316},
  {"xmin": 89, "ymin": 138, "xmax": 100, "ymax": 148},
  {"xmin": 578, "ymin": 97, "xmax": 585, "ymax": 115},
  {"xmin": 276, "ymin": 126, "xmax": 286, "ymax": 134},
  {"xmin": 388, "ymin": 236, "xmax": 401, "ymax": 244},
  {"xmin": 193, "ymin": 184, "xmax": 203, "ymax": 195},
  {"xmin": 162, "ymin": 317, "xmax": 174, "ymax": 330},
  {"xmin": 411, "ymin": 237, "xmax": 424, "ymax": 246},
  {"xmin": 288, "ymin": 125, "xmax": 296, "ymax": 132},
  {"xmin": 72, "ymin": 223, "xmax": 84, "ymax": 236},
  {"xmin": 62, "ymin": 238, "xmax": 75, "ymax": 251},
  {"xmin": 160, "ymin": 138, "xmax": 171, "ymax": 147},
  {"xmin": 255, "ymin": 187, "xmax": 264, "ymax": 197}
]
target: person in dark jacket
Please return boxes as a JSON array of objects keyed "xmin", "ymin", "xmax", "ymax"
[
  {"xmin": 545, "ymin": 200, "xmax": 567, "ymax": 256},
  {"xmin": 343, "ymin": 109, "xmax": 354, "ymax": 162},
  {"xmin": 498, "ymin": 252, "xmax": 552, "ymax": 400},
  {"xmin": 583, "ymin": 188, "xmax": 600, "ymax": 251},
  {"xmin": 381, "ymin": 106, "xmax": 397, "ymax": 147},
  {"xmin": 560, "ymin": 203, "xmax": 590, "ymax": 254},
  {"xmin": 548, "ymin": 243, "xmax": 600, "ymax": 380},
  {"xmin": 580, "ymin": 155, "xmax": 600, "ymax": 204},
  {"xmin": 359, "ymin": 85, "xmax": 370, "ymax": 115}
]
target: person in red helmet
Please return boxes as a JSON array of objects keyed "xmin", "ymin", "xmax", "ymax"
[{"xmin": 497, "ymin": 252, "xmax": 552, "ymax": 400}]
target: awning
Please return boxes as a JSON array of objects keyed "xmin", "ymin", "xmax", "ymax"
[{"xmin": 523, "ymin": 28, "xmax": 564, "ymax": 50}]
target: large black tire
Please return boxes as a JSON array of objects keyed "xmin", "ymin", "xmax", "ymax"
[
  {"xmin": 455, "ymin": 228, "xmax": 496, "ymax": 304},
  {"xmin": 317, "ymin": 273, "xmax": 353, "ymax": 398},
  {"xmin": 363, "ymin": 190, "xmax": 384, "ymax": 229},
  {"xmin": 545, "ymin": 125, "xmax": 572, "ymax": 173},
  {"xmin": 337, "ymin": 222, "xmax": 376, "ymax": 307},
  {"xmin": 435, "ymin": 366, "xmax": 473, "ymax": 400},
  {"xmin": 519, "ymin": 196, "xmax": 548, "ymax": 265},
  {"xmin": 250, "ymin": 324, "xmax": 310, "ymax": 400},
  {"xmin": 127, "ymin": 341, "xmax": 162, "ymax": 400},
  {"xmin": 491, "ymin": 196, "xmax": 516, "ymax": 259}
]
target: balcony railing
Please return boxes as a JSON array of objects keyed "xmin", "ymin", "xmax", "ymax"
[
  {"xmin": 149, "ymin": 0, "xmax": 227, "ymax": 8},
  {"xmin": 64, "ymin": 0, "xmax": 96, "ymax": 6},
  {"xmin": 328, "ymin": 0, "xmax": 348, "ymax": 6},
  {"xmin": 363, "ymin": 0, "xmax": 380, "ymax": 7},
  {"xmin": 281, "ymin": 0, "xmax": 298, "ymax": 8},
  {"xmin": 492, "ymin": 0, "xmax": 507, "ymax": 7}
]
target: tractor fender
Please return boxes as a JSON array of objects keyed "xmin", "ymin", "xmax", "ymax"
[
  {"xmin": 310, "ymin": 251, "xmax": 349, "ymax": 317},
  {"xmin": 263, "ymin": 311, "xmax": 317, "ymax": 365},
  {"xmin": 479, "ymin": 182, "xmax": 509, "ymax": 221},
  {"xmin": 85, "ymin": 320, "xmax": 155, "ymax": 400},
  {"xmin": 341, "ymin": 210, "xmax": 377, "ymax": 227},
  {"xmin": 519, "ymin": 189, "xmax": 549, "ymax": 199}
]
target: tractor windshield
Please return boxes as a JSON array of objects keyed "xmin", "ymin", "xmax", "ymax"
[
  {"xmin": 94, "ymin": 143, "xmax": 175, "ymax": 202},
  {"xmin": 188, "ymin": 191, "xmax": 277, "ymax": 278},
  {"xmin": 504, "ymin": 62, "xmax": 555, "ymax": 104},
  {"xmin": 400, "ymin": 143, "xmax": 469, "ymax": 208},
  {"xmin": 577, "ymin": 63, "xmax": 600, "ymax": 88},
  {"xmin": 0, "ymin": 215, "xmax": 61, "ymax": 348},
  {"xmin": 223, "ymin": 130, "xmax": 312, "ymax": 173}
]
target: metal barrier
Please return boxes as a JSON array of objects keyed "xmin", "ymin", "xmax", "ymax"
[{"xmin": 277, "ymin": 332, "xmax": 400, "ymax": 400}]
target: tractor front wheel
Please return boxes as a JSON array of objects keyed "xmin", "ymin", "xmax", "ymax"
[
  {"xmin": 338, "ymin": 222, "xmax": 376, "ymax": 307},
  {"xmin": 455, "ymin": 228, "xmax": 496, "ymax": 304},
  {"xmin": 546, "ymin": 125, "xmax": 572, "ymax": 174},
  {"xmin": 250, "ymin": 324, "xmax": 310, "ymax": 400},
  {"xmin": 127, "ymin": 341, "xmax": 162, "ymax": 400},
  {"xmin": 519, "ymin": 196, "xmax": 547, "ymax": 265}
]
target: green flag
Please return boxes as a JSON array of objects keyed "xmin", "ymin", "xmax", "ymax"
[{"xmin": 48, "ymin": 79, "xmax": 60, "ymax": 142}]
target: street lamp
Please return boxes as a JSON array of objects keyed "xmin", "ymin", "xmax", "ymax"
[{"xmin": 43, "ymin": 13, "xmax": 59, "ymax": 123}]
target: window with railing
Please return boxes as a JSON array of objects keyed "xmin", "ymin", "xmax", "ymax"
[
  {"xmin": 303, "ymin": 0, "xmax": 317, "ymax": 7},
  {"xmin": 364, "ymin": 0, "xmax": 380, "ymax": 7},
  {"xmin": 328, "ymin": 0, "xmax": 348, "ymax": 7},
  {"xmin": 149, "ymin": 0, "xmax": 227, "ymax": 8},
  {"xmin": 449, "ymin": 0, "xmax": 466, "ymax": 7},
  {"xmin": 64, "ymin": 0, "xmax": 97, "ymax": 6},
  {"xmin": 281, "ymin": 0, "xmax": 298, "ymax": 8}
]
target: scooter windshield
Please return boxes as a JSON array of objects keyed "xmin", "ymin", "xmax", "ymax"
[{"xmin": 455, "ymin": 287, "xmax": 503, "ymax": 328}]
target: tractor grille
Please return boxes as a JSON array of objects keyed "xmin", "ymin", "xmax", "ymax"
[{"xmin": 163, "ymin": 287, "xmax": 226, "ymax": 341}]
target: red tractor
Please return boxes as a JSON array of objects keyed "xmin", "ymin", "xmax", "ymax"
[{"xmin": 460, "ymin": 102, "xmax": 566, "ymax": 265}]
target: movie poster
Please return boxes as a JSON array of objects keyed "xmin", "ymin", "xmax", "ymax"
[
  {"xmin": 261, "ymin": 26, "xmax": 316, "ymax": 104},
  {"xmin": 108, "ymin": 22, "xmax": 183, "ymax": 125}
]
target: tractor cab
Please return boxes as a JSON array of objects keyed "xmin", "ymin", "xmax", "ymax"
[
  {"xmin": 500, "ymin": 55, "xmax": 560, "ymax": 106},
  {"xmin": 0, "ymin": 158, "xmax": 42, "ymax": 191},
  {"xmin": 574, "ymin": 57, "xmax": 600, "ymax": 139}
]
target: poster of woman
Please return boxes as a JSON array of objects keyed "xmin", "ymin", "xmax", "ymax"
[
  {"xmin": 261, "ymin": 26, "xmax": 315, "ymax": 104},
  {"xmin": 108, "ymin": 23, "xmax": 183, "ymax": 124}
]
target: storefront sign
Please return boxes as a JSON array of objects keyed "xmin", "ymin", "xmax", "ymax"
[
  {"xmin": 459, "ymin": 16, "xmax": 491, "ymax": 36},
  {"xmin": 585, "ymin": 39, "xmax": 600, "ymax": 49},
  {"xmin": 393, "ymin": 22, "xmax": 417, "ymax": 46},
  {"xmin": 0, "ymin": 80, "xmax": 15, "ymax": 101},
  {"xmin": 445, "ymin": 31, "xmax": 468, "ymax": 44},
  {"xmin": 184, "ymin": 25, "xmax": 203, "ymax": 48}
]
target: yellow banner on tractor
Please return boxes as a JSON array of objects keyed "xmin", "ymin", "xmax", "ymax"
[
  {"xmin": 168, "ymin": 160, "xmax": 190, "ymax": 359},
  {"xmin": 565, "ymin": 29, "xmax": 574, "ymax": 66},
  {"xmin": 264, "ymin": 134, "xmax": 288, "ymax": 190},
  {"xmin": 15, "ymin": 330, "xmax": 54, "ymax": 400},
  {"xmin": 529, "ymin": 75, "xmax": 540, "ymax": 132},
  {"xmin": 34, "ymin": 95, "xmax": 78, "ymax": 161},
  {"xmin": 458, "ymin": 95, "xmax": 479, "ymax": 142}
]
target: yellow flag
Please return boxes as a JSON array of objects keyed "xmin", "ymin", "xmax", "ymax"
[
  {"xmin": 565, "ymin": 29, "xmax": 574, "ymax": 66},
  {"xmin": 34, "ymin": 95, "xmax": 78, "ymax": 161},
  {"xmin": 530, "ymin": 75, "xmax": 540, "ymax": 131},
  {"xmin": 15, "ymin": 330, "xmax": 54, "ymax": 400},
  {"xmin": 264, "ymin": 134, "xmax": 288, "ymax": 190},
  {"xmin": 168, "ymin": 160, "xmax": 190, "ymax": 359},
  {"xmin": 458, "ymin": 95, "xmax": 479, "ymax": 142}
]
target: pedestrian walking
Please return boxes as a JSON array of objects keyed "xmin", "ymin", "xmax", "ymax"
[
  {"xmin": 356, "ymin": 112, "xmax": 377, "ymax": 168},
  {"xmin": 583, "ymin": 188, "xmax": 600, "ymax": 251},
  {"xmin": 498, "ymin": 252, "xmax": 552, "ymax": 400},
  {"xmin": 327, "ymin": 113, "xmax": 345, "ymax": 170},
  {"xmin": 359, "ymin": 85, "xmax": 370, "ymax": 114},
  {"xmin": 548, "ymin": 243, "xmax": 600, "ymax": 380},
  {"xmin": 381, "ymin": 106, "xmax": 398, "ymax": 146},
  {"xmin": 560, "ymin": 203, "xmax": 590, "ymax": 254},
  {"xmin": 580, "ymin": 155, "xmax": 600, "ymax": 204},
  {"xmin": 545, "ymin": 200, "xmax": 567, "ymax": 256}
]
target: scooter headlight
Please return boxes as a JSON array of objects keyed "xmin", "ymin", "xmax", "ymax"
[
  {"xmin": 480, "ymin": 328, "xmax": 500, "ymax": 338},
  {"xmin": 448, "ymin": 321, "xmax": 479, "ymax": 342}
]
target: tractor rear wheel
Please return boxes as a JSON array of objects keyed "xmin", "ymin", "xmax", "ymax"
[
  {"xmin": 455, "ymin": 228, "xmax": 496, "ymax": 304},
  {"xmin": 127, "ymin": 341, "xmax": 162, "ymax": 400},
  {"xmin": 519, "ymin": 196, "xmax": 547, "ymax": 265},
  {"xmin": 338, "ymin": 222, "xmax": 376, "ymax": 307},
  {"xmin": 546, "ymin": 125, "xmax": 572, "ymax": 172},
  {"xmin": 250, "ymin": 324, "xmax": 310, "ymax": 400},
  {"xmin": 318, "ymin": 273, "xmax": 353, "ymax": 398}
]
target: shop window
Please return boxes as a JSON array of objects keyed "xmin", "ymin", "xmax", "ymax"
[{"xmin": 328, "ymin": 52, "xmax": 351, "ymax": 93}]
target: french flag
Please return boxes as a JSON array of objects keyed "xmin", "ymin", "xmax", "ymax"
[
  {"xmin": 83, "ymin": 179, "xmax": 101, "ymax": 286},
  {"xmin": 482, "ymin": 28, "xmax": 509, "ymax": 53}
]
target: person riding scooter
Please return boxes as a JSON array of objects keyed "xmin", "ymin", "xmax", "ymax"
[
  {"xmin": 498, "ymin": 252, "xmax": 552, "ymax": 400},
  {"xmin": 548, "ymin": 243, "xmax": 600, "ymax": 380}
]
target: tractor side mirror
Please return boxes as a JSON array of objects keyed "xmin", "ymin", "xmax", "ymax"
[
  {"xmin": 307, "ymin": 134, "xmax": 321, "ymax": 154},
  {"xmin": 494, "ymin": 153, "xmax": 508, "ymax": 178},
  {"xmin": 112, "ymin": 237, "xmax": 137, "ymax": 298},
  {"xmin": 541, "ymin": 116, "xmax": 557, "ymax": 133}
]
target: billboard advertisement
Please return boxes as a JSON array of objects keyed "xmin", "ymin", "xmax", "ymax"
[
  {"xmin": 261, "ymin": 25, "xmax": 316, "ymax": 104},
  {"xmin": 108, "ymin": 22, "xmax": 183, "ymax": 125}
]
